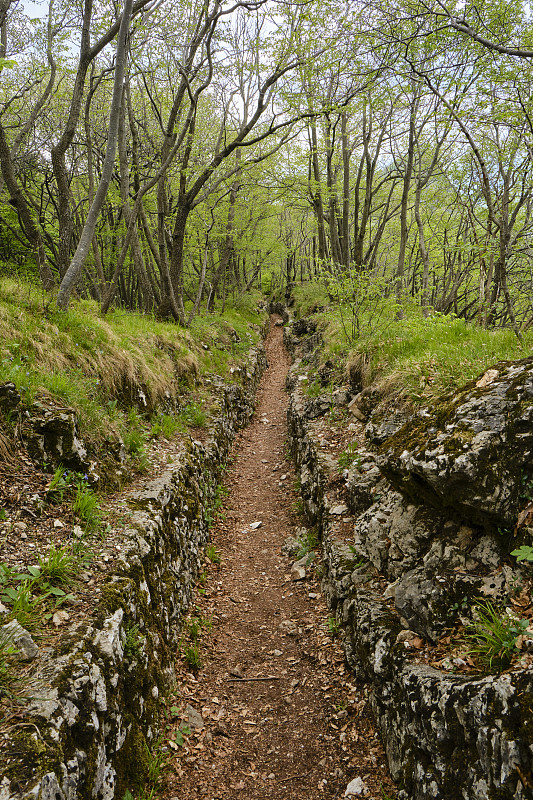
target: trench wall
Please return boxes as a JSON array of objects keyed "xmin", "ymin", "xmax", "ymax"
[
  {"xmin": 1, "ymin": 348, "xmax": 266, "ymax": 800},
  {"xmin": 286, "ymin": 372, "xmax": 533, "ymax": 800}
]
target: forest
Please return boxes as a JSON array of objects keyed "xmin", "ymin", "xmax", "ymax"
[{"xmin": 1, "ymin": 0, "xmax": 533, "ymax": 333}]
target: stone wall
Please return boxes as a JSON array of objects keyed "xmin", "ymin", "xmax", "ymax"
[
  {"xmin": 1, "ymin": 348, "xmax": 266, "ymax": 800},
  {"xmin": 285, "ymin": 344, "xmax": 533, "ymax": 799}
]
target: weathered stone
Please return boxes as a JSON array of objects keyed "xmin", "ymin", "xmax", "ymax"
[
  {"xmin": 286, "ymin": 348, "xmax": 533, "ymax": 800},
  {"xmin": 23, "ymin": 401, "xmax": 88, "ymax": 470},
  {"xmin": 184, "ymin": 705, "xmax": 204, "ymax": 731},
  {"xmin": 1, "ymin": 619, "xmax": 38, "ymax": 661},
  {"xmin": 291, "ymin": 564, "xmax": 306, "ymax": 581},
  {"xmin": 0, "ymin": 381, "xmax": 21, "ymax": 410},
  {"xmin": 379, "ymin": 357, "xmax": 533, "ymax": 528},
  {"xmin": 6, "ymin": 345, "xmax": 267, "ymax": 800}
]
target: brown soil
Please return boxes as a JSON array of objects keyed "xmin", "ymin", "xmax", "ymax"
[{"xmin": 161, "ymin": 319, "xmax": 395, "ymax": 800}]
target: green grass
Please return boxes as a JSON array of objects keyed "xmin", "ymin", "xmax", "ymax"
[
  {"xmin": 465, "ymin": 599, "xmax": 529, "ymax": 672},
  {"xmin": 38, "ymin": 543, "xmax": 75, "ymax": 585},
  {"xmin": 291, "ymin": 281, "xmax": 533, "ymax": 407},
  {"xmin": 0, "ymin": 625, "xmax": 18, "ymax": 696},
  {"xmin": 72, "ymin": 482, "xmax": 101, "ymax": 531},
  {"xmin": 0, "ymin": 278, "xmax": 265, "ymax": 453}
]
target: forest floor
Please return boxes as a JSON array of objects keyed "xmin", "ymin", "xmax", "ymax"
[{"xmin": 160, "ymin": 318, "xmax": 396, "ymax": 800}]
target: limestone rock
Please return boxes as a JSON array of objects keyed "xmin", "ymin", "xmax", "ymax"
[
  {"xmin": 0, "ymin": 382, "xmax": 21, "ymax": 410},
  {"xmin": 1, "ymin": 619, "xmax": 38, "ymax": 660},
  {"xmin": 184, "ymin": 704, "xmax": 204, "ymax": 731},
  {"xmin": 344, "ymin": 776, "xmax": 367, "ymax": 796},
  {"xmin": 379, "ymin": 357, "xmax": 533, "ymax": 527},
  {"xmin": 23, "ymin": 401, "xmax": 88, "ymax": 470}
]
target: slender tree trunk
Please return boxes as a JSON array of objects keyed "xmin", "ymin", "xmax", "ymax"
[
  {"xmin": 56, "ymin": 0, "xmax": 133, "ymax": 310},
  {"xmin": 341, "ymin": 111, "xmax": 350, "ymax": 271},
  {"xmin": 396, "ymin": 85, "xmax": 419, "ymax": 306},
  {"xmin": 0, "ymin": 121, "xmax": 55, "ymax": 290}
]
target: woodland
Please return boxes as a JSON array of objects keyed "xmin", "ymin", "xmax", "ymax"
[{"xmin": 1, "ymin": 0, "xmax": 533, "ymax": 332}]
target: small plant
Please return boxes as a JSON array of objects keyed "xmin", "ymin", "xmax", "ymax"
[
  {"xmin": 150, "ymin": 413, "xmax": 182, "ymax": 439},
  {"xmin": 185, "ymin": 609, "xmax": 212, "ymax": 642},
  {"xmin": 0, "ymin": 626, "xmax": 17, "ymax": 696},
  {"xmin": 327, "ymin": 616, "xmax": 341, "ymax": 638},
  {"xmin": 46, "ymin": 466, "xmax": 78, "ymax": 503},
  {"xmin": 205, "ymin": 482, "xmax": 228, "ymax": 528},
  {"xmin": 296, "ymin": 527, "xmax": 318, "ymax": 560},
  {"xmin": 520, "ymin": 472, "xmax": 533, "ymax": 501},
  {"xmin": 511, "ymin": 545, "xmax": 533, "ymax": 563},
  {"xmin": 123, "ymin": 408, "xmax": 147, "ymax": 456},
  {"xmin": 183, "ymin": 643, "xmax": 203, "ymax": 671},
  {"xmin": 123, "ymin": 738, "xmax": 169, "ymax": 800},
  {"xmin": 449, "ymin": 596, "xmax": 470, "ymax": 618},
  {"xmin": 179, "ymin": 401, "xmax": 206, "ymax": 428},
  {"xmin": 205, "ymin": 543, "xmax": 221, "ymax": 564},
  {"xmin": 1, "ymin": 578, "xmax": 41, "ymax": 630},
  {"xmin": 123, "ymin": 622, "xmax": 143, "ymax": 660},
  {"xmin": 72, "ymin": 481, "xmax": 101, "ymax": 531},
  {"xmin": 465, "ymin": 599, "xmax": 529, "ymax": 672},
  {"xmin": 38, "ymin": 543, "xmax": 75, "ymax": 586},
  {"xmin": 338, "ymin": 442, "xmax": 361, "ymax": 472}
]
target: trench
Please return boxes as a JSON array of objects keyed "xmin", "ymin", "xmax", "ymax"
[{"xmin": 162, "ymin": 318, "xmax": 394, "ymax": 800}]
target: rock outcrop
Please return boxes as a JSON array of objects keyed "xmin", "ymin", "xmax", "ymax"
[
  {"xmin": 285, "ymin": 315, "xmax": 533, "ymax": 800},
  {"xmin": 2, "ymin": 348, "xmax": 266, "ymax": 800}
]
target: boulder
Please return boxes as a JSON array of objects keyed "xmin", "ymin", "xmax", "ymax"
[
  {"xmin": 23, "ymin": 401, "xmax": 88, "ymax": 470},
  {"xmin": 378, "ymin": 357, "xmax": 533, "ymax": 528}
]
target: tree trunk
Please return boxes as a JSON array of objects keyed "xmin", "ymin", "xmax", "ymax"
[{"xmin": 56, "ymin": 0, "xmax": 133, "ymax": 311}]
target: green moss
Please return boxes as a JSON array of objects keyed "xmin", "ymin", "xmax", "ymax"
[
  {"xmin": 115, "ymin": 725, "xmax": 152, "ymax": 798},
  {"xmin": 4, "ymin": 729, "xmax": 58, "ymax": 787}
]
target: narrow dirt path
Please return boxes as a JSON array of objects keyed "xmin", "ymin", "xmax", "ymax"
[{"xmin": 163, "ymin": 318, "xmax": 394, "ymax": 800}]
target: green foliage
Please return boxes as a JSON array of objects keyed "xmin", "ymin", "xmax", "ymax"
[
  {"xmin": 465, "ymin": 600, "xmax": 529, "ymax": 672},
  {"xmin": 0, "ymin": 626, "xmax": 17, "ymax": 696},
  {"xmin": 326, "ymin": 616, "xmax": 340, "ymax": 638},
  {"xmin": 338, "ymin": 442, "xmax": 361, "ymax": 472},
  {"xmin": 150, "ymin": 413, "xmax": 182, "ymax": 438},
  {"xmin": 46, "ymin": 467, "xmax": 78, "ymax": 503},
  {"xmin": 292, "ymin": 283, "xmax": 533, "ymax": 407},
  {"xmin": 205, "ymin": 543, "xmax": 221, "ymax": 564},
  {"xmin": 296, "ymin": 528, "xmax": 318, "ymax": 560},
  {"xmin": 0, "ymin": 280, "xmax": 263, "ymax": 454},
  {"xmin": 291, "ymin": 282, "xmax": 329, "ymax": 317},
  {"xmin": 123, "ymin": 623, "xmax": 143, "ymax": 660},
  {"xmin": 123, "ymin": 408, "xmax": 147, "ymax": 455},
  {"xmin": 72, "ymin": 482, "xmax": 101, "ymax": 531},
  {"xmin": 182, "ymin": 643, "xmax": 203, "ymax": 671},
  {"xmin": 38, "ymin": 543, "xmax": 75, "ymax": 586},
  {"xmin": 179, "ymin": 401, "xmax": 206, "ymax": 428},
  {"xmin": 125, "ymin": 739, "xmax": 169, "ymax": 800},
  {"xmin": 205, "ymin": 481, "xmax": 228, "ymax": 528},
  {"xmin": 511, "ymin": 545, "xmax": 533, "ymax": 563},
  {"xmin": 320, "ymin": 264, "xmax": 399, "ymax": 343}
]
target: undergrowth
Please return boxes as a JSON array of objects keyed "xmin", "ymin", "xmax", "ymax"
[
  {"xmin": 0, "ymin": 279, "xmax": 264, "ymax": 452},
  {"xmin": 291, "ymin": 281, "xmax": 532, "ymax": 407}
]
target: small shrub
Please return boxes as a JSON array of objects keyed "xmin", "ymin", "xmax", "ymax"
[
  {"xmin": 465, "ymin": 599, "xmax": 529, "ymax": 672},
  {"xmin": 151, "ymin": 413, "xmax": 182, "ymax": 438},
  {"xmin": 296, "ymin": 528, "xmax": 318, "ymax": 560},
  {"xmin": 338, "ymin": 442, "xmax": 361, "ymax": 472},
  {"xmin": 180, "ymin": 401, "xmax": 206, "ymax": 428},
  {"xmin": 123, "ymin": 623, "xmax": 143, "ymax": 660},
  {"xmin": 327, "ymin": 616, "xmax": 340, "ymax": 638}
]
